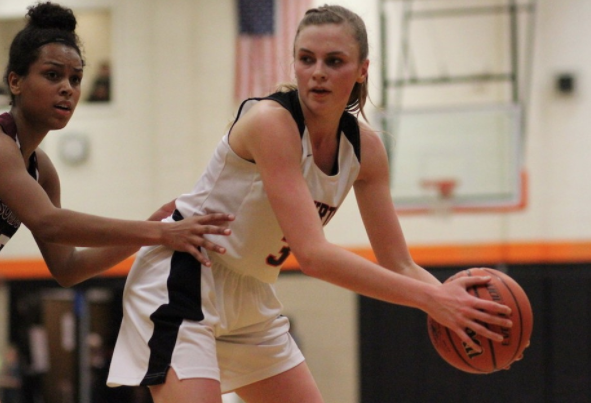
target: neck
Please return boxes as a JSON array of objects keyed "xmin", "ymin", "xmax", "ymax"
[
  {"xmin": 9, "ymin": 109, "xmax": 45, "ymax": 158},
  {"xmin": 302, "ymin": 107, "xmax": 342, "ymax": 141}
]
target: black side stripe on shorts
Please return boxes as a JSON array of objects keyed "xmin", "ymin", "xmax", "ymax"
[{"xmin": 140, "ymin": 210, "xmax": 205, "ymax": 385}]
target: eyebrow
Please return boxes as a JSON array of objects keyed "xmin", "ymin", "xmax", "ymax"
[
  {"xmin": 43, "ymin": 61, "xmax": 84, "ymax": 73},
  {"xmin": 298, "ymin": 48, "xmax": 347, "ymax": 57}
]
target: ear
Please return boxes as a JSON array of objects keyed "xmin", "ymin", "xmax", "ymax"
[
  {"xmin": 7, "ymin": 72, "xmax": 22, "ymax": 97},
  {"xmin": 357, "ymin": 59, "xmax": 369, "ymax": 83}
]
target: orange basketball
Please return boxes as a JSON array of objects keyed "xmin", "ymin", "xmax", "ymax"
[{"xmin": 427, "ymin": 268, "xmax": 533, "ymax": 374}]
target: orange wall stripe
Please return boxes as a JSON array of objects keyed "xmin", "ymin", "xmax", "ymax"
[
  {"xmin": 410, "ymin": 241, "xmax": 591, "ymax": 266},
  {"xmin": 2, "ymin": 240, "xmax": 591, "ymax": 280},
  {"xmin": 0, "ymin": 257, "xmax": 135, "ymax": 280}
]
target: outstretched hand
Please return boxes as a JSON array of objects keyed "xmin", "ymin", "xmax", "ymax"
[
  {"xmin": 149, "ymin": 200, "xmax": 235, "ymax": 266},
  {"xmin": 428, "ymin": 275, "xmax": 513, "ymax": 353}
]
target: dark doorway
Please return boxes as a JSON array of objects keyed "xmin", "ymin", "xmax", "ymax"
[{"xmin": 8, "ymin": 278, "xmax": 152, "ymax": 403}]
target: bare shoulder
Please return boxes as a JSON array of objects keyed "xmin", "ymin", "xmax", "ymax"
[
  {"xmin": 0, "ymin": 131, "xmax": 23, "ymax": 168},
  {"xmin": 358, "ymin": 120, "xmax": 386, "ymax": 154},
  {"xmin": 356, "ymin": 120, "xmax": 389, "ymax": 182},
  {"xmin": 237, "ymin": 99, "xmax": 294, "ymax": 130},
  {"xmin": 230, "ymin": 99, "xmax": 300, "ymax": 160},
  {"xmin": 0, "ymin": 130, "xmax": 19, "ymax": 153}
]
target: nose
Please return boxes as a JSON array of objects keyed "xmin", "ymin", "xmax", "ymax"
[
  {"xmin": 312, "ymin": 61, "xmax": 327, "ymax": 81},
  {"xmin": 59, "ymin": 79, "xmax": 73, "ymax": 97}
]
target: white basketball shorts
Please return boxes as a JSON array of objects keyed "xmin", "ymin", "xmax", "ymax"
[{"xmin": 106, "ymin": 242, "xmax": 304, "ymax": 393}]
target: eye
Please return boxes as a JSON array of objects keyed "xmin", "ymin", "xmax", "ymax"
[
  {"xmin": 326, "ymin": 57, "xmax": 343, "ymax": 67},
  {"xmin": 70, "ymin": 75, "xmax": 82, "ymax": 86},
  {"xmin": 298, "ymin": 54, "xmax": 314, "ymax": 65},
  {"xmin": 45, "ymin": 71, "xmax": 59, "ymax": 80}
]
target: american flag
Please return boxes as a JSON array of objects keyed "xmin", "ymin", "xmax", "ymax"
[{"xmin": 234, "ymin": 0, "xmax": 312, "ymax": 102}]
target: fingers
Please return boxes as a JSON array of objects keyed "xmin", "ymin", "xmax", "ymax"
[
  {"xmin": 455, "ymin": 275, "xmax": 513, "ymax": 317},
  {"xmin": 512, "ymin": 341, "xmax": 530, "ymax": 363},
  {"xmin": 503, "ymin": 350, "xmax": 527, "ymax": 370},
  {"xmin": 163, "ymin": 216, "xmax": 232, "ymax": 256},
  {"xmin": 193, "ymin": 213, "xmax": 235, "ymax": 226},
  {"xmin": 470, "ymin": 320, "xmax": 505, "ymax": 343},
  {"xmin": 198, "ymin": 238, "xmax": 227, "ymax": 254},
  {"xmin": 470, "ymin": 304, "xmax": 512, "ymax": 328},
  {"xmin": 198, "ymin": 225, "xmax": 232, "ymax": 236},
  {"xmin": 465, "ymin": 300, "xmax": 512, "ymax": 345},
  {"xmin": 454, "ymin": 305, "xmax": 514, "ymax": 351},
  {"xmin": 452, "ymin": 321, "xmax": 503, "ymax": 352},
  {"xmin": 461, "ymin": 274, "xmax": 492, "ymax": 287},
  {"xmin": 452, "ymin": 326, "xmax": 484, "ymax": 352},
  {"xmin": 475, "ymin": 298, "xmax": 512, "ymax": 317},
  {"xmin": 186, "ymin": 214, "xmax": 234, "ymax": 236},
  {"xmin": 436, "ymin": 275, "xmax": 523, "ymax": 353},
  {"xmin": 187, "ymin": 246, "xmax": 211, "ymax": 267},
  {"xmin": 181, "ymin": 238, "xmax": 225, "ymax": 265}
]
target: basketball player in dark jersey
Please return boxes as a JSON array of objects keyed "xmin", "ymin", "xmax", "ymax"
[{"xmin": 0, "ymin": 2, "xmax": 233, "ymax": 287}]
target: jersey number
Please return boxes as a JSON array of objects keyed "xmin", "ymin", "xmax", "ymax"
[{"xmin": 266, "ymin": 237, "xmax": 291, "ymax": 267}]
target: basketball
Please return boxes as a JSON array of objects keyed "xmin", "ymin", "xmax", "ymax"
[{"xmin": 427, "ymin": 268, "xmax": 533, "ymax": 374}]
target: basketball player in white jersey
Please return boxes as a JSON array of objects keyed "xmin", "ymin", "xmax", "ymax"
[{"xmin": 107, "ymin": 5, "xmax": 513, "ymax": 403}]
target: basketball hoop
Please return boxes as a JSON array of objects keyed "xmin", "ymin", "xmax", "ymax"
[{"xmin": 420, "ymin": 178, "xmax": 458, "ymax": 217}]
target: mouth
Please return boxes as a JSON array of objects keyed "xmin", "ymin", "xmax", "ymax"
[
  {"xmin": 55, "ymin": 103, "xmax": 73, "ymax": 112},
  {"xmin": 311, "ymin": 87, "xmax": 330, "ymax": 94}
]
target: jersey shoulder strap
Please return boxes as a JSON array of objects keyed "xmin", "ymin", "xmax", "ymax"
[
  {"xmin": 233, "ymin": 91, "xmax": 361, "ymax": 162},
  {"xmin": 0, "ymin": 112, "xmax": 17, "ymax": 140},
  {"xmin": 338, "ymin": 111, "xmax": 361, "ymax": 162},
  {"xmin": 264, "ymin": 91, "xmax": 306, "ymax": 138}
]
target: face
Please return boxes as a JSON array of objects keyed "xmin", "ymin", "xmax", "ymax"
[
  {"xmin": 294, "ymin": 23, "xmax": 368, "ymax": 117},
  {"xmin": 9, "ymin": 43, "xmax": 83, "ymax": 131}
]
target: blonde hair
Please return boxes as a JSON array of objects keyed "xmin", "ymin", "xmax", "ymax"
[{"xmin": 293, "ymin": 5, "xmax": 369, "ymax": 120}]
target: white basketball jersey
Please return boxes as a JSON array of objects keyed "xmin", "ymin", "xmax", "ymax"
[{"xmin": 175, "ymin": 90, "xmax": 361, "ymax": 283}]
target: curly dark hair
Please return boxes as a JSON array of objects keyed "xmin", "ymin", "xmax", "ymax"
[{"xmin": 3, "ymin": 2, "xmax": 85, "ymax": 103}]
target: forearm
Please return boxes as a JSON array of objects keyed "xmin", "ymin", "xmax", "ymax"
[
  {"xmin": 297, "ymin": 244, "xmax": 438, "ymax": 311},
  {"xmin": 31, "ymin": 208, "xmax": 164, "ymax": 247},
  {"xmin": 384, "ymin": 259, "xmax": 441, "ymax": 286},
  {"xmin": 45, "ymin": 244, "xmax": 140, "ymax": 287}
]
